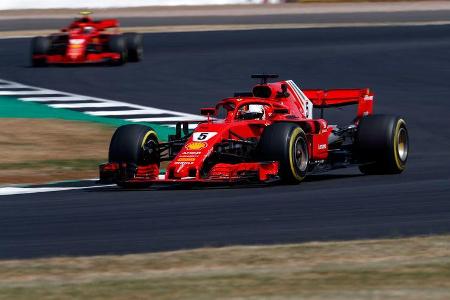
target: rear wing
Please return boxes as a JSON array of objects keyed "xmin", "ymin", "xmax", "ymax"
[{"xmin": 303, "ymin": 88, "xmax": 374, "ymax": 118}]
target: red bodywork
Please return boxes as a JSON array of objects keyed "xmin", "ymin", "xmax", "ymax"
[
  {"xmin": 100, "ymin": 79, "xmax": 374, "ymax": 185},
  {"xmin": 33, "ymin": 17, "xmax": 122, "ymax": 64}
]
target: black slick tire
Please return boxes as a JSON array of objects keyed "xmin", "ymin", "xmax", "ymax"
[
  {"xmin": 356, "ymin": 114, "xmax": 409, "ymax": 174},
  {"xmin": 124, "ymin": 33, "xmax": 143, "ymax": 62},
  {"xmin": 31, "ymin": 36, "xmax": 50, "ymax": 67},
  {"xmin": 257, "ymin": 122, "xmax": 309, "ymax": 184},
  {"xmin": 108, "ymin": 35, "xmax": 127, "ymax": 66},
  {"xmin": 109, "ymin": 124, "xmax": 159, "ymax": 187}
]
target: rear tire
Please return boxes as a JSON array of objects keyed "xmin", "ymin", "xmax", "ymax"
[
  {"xmin": 108, "ymin": 35, "xmax": 127, "ymax": 66},
  {"xmin": 109, "ymin": 124, "xmax": 159, "ymax": 187},
  {"xmin": 31, "ymin": 36, "xmax": 50, "ymax": 67},
  {"xmin": 356, "ymin": 114, "xmax": 409, "ymax": 174},
  {"xmin": 257, "ymin": 123, "xmax": 309, "ymax": 184},
  {"xmin": 124, "ymin": 33, "xmax": 143, "ymax": 62}
]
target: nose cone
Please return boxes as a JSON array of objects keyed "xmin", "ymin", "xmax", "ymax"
[
  {"xmin": 169, "ymin": 141, "xmax": 209, "ymax": 179},
  {"xmin": 167, "ymin": 125, "xmax": 223, "ymax": 179},
  {"xmin": 67, "ymin": 38, "xmax": 86, "ymax": 60}
]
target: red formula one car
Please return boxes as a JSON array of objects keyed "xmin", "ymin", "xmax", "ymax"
[
  {"xmin": 100, "ymin": 74, "xmax": 409, "ymax": 187},
  {"xmin": 31, "ymin": 12, "xmax": 143, "ymax": 66}
]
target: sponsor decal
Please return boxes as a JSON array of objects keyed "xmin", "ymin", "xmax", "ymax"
[
  {"xmin": 318, "ymin": 144, "xmax": 327, "ymax": 150},
  {"xmin": 177, "ymin": 157, "xmax": 196, "ymax": 162},
  {"xmin": 181, "ymin": 151, "xmax": 201, "ymax": 155},
  {"xmin": 185, "ymin": 141, "xmax": 207, "ymax": 150},
  {"xmin": 193, "ymin": 132, "xmax": 218, "ymax": 142},
  {"xmin": 174, "ymin": 161, "xmax": 194, "ymax": 165}
]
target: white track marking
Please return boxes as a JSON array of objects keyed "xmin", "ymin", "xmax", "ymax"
[
  {"xmin": 0, "ymin": 185, "xmax": 114, "ymax": 196},
  {"xmin": 0, "ymin": 78, "xmax": 205, "ymax": 127},
  {"xmin": 0, "ymin": 89, "xmax": 58, "ymax": 95},
  {"xmin": 86, "ymin": 108, "xmax": 169, "ymax": 116},
  {"xmin": 0, "ymin": 83, "xmax": 28, "ymax": 89},
  {"xmin": 127, "ymin": 116, "xmax": 204, "ymax": 122},
  {"xmin": 49, "ymin": 102, "xmax": 125, "ymax": 108},
  {"xmin": 19, "ymin": 96, "xmax": 93, "ymax": 102}
]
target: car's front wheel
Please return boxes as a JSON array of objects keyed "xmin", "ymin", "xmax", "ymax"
[
  {"xmin": 257, "ymin": 122, "xmax": 309, "ymax": 184},
  {"xmin": 108, "ymin": 124, "xmax": 159, "ymax": 187},
  {"xmin": 124, "ymin": 33, "xmax": 143, "ymax": 62},
  {"xmin": 31, "ymin": 36, "xmax": 50, "ymax": 67},
  {"xmin": 108, "ymin": 35, "xmax": 127, "ymax": 66}
]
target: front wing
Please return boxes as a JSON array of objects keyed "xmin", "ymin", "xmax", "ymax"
[
  {"xmin": 99, "ymin": 161, "xmax": 279, "ymax": 185},
  {"xmin": 33, "ymin": 52, "xmax": 121, "ymax": 64}
]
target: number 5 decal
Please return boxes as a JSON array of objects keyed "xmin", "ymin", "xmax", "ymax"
[{"xmin": 193, "ymin": 132, "xmax": 218, "ymax": 142}]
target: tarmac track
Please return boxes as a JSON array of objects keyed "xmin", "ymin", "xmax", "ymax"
[
  {"xmin": 0, "ymin": 25, "xmax": 449, "ymax": 259},
  {"xmin": 1, "ymin": 10, "xmax": 450, "ymax": 31}
]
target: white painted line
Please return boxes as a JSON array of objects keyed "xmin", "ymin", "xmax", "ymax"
[
  {"xmin": 0, "ymin": 184, "xmax": 115, "ymax": 196},
  {"xmin": 0, "ymin": 83, "xmax": 28, "ymax": 89},
  {"xmin": 0, "ymin": 89, "xmax": 58, "ymax": 95},
  {"xmin": 49, "ymin": 102, "xmax": 126, "ymax": 108},
  {"xmin": 0, "ymin": 78, "xmax": 204, "ymax": 127},
  {"xmin": 127, "ymin": 116, "xmax": 205, "ymax": 122},
  {"xmin": 86, "ymin": 108, "xmax": 169, "ymax": 116},
  {"xmin": 19, "ymin": 96, "xmax": 93, "ymax": 102}
]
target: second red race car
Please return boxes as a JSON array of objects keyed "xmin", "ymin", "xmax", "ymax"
[
  {"xmin": 31, "ymin": 12, "xmax": 143, "ymax": 66},
  {"xmin": 100, "ymin": 74, "xmax": 409, "ymax": 188}
]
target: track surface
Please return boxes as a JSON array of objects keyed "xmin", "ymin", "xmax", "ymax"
[
  {"xmin": 1, "ymin": 25, "xmax": 450, "ymax": 259},
  {"xmin": 2, "ymin": 11, "xmax": 450, "ymax": 31}
]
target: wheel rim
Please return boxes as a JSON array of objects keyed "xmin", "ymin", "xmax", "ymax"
[
  {"xmin": 294, "ymin": 136, "xmax": 308, "ymax": 172},
  {"xmin": 397, "ymin": 127, "xmax": 408, "ymax": 162},
  {"xmin": 142, "ymin": 134, "xmax": 159, "ymax": 164}
]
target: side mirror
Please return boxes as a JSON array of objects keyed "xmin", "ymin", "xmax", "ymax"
[{"xmin": 200, "ymin": 108, "xmax": 215, "ymax": 116}]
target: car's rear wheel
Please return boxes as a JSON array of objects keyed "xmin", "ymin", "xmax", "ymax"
[
  {"xmin": 257, "ymin": 122, "xmax": 309, "ymax": 184},
  {"xmin": 109, "ymin": 124, "xmax": 159, "ymax": 188},
  {"xmin": 108, "ymin": 35, "xmax": 127, "ymax": 66},
  {"xmin": 31, "ymin": 36, "xmax": 50, "ymax": 67},
  {"xmin": 356, "ymin": 114, "xmax": 409, "ymax": 174},
  {"xmin": 124, "ymin": 33, "xmax": 143, "ymax": 62}
]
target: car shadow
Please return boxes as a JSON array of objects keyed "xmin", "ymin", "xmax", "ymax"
[
  {"xmin": 303, "ymin": 173, "xmax": 364, "ymax": 182},
  {"xmin": 90, "ymin": 173, "xmax": 364, "ymax": 192}
]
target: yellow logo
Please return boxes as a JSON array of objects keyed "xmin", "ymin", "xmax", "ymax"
[{"xmin": 185, "ymin": 142, "xmax": 207, "ymax": 150}]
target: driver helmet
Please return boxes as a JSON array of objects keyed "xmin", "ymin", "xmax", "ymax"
[
  {"xmin": 83, "ymin": 26, "xmax": 94, "ymax": 34},
  {"xmin": 239, "ymin": 104, "xmax": 265, "ymax": 120}
]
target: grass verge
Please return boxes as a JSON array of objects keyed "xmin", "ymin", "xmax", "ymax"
[
  {"xmin": 0, "ymin": 235, "xmax": 449, "ymax": 300},
  {"xmin": 0, "ymin": 118, "xmax": 114, "ymax": 185}
]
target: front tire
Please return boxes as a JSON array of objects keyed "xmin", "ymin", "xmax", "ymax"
[
  {"xmin": 31, "ymin": 36, "xmax": 50, "ymax": 67},
  {"xmin": 108, "ymin": 35, "xmax": 127, "ymax": 66},
  {"xmin": 257, "ymin": 123, "xmax": 309, "ymax": 184},
  {"xmin": 109, "ymin": 124, "xmax": 159, "ymax": 187},
  {"xmin": 356, "ymin": 115, "xmax": 409, "ymax": 174},
  {"xmin": 124, "ymin": 33, "xmax": 143, "ymax": 62}
]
